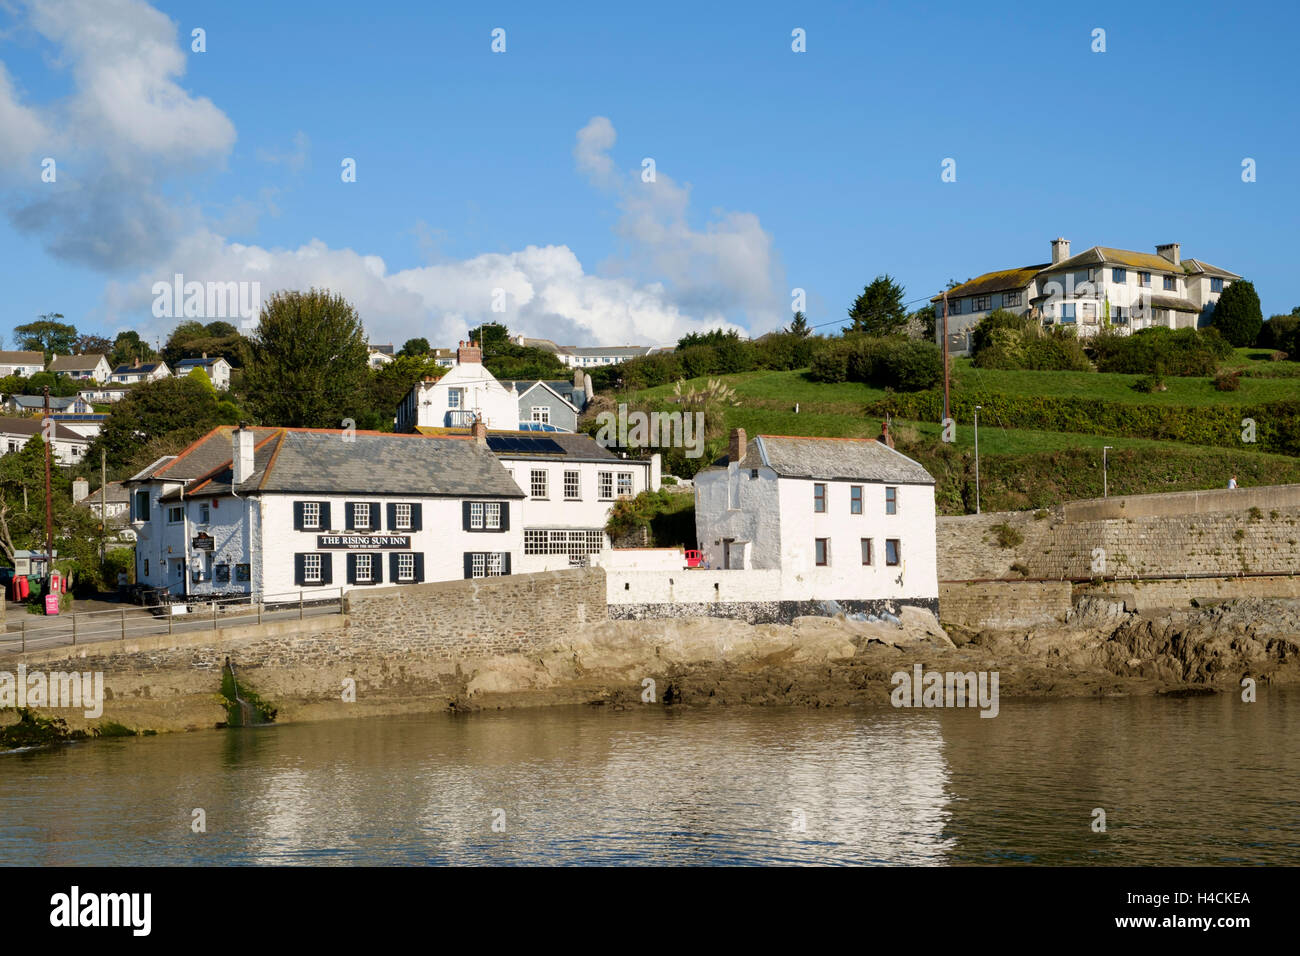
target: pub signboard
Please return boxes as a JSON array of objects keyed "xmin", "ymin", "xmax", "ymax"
[{"xmin": 316, "ymin": 534, "xmax": 411, "ymax": 550}]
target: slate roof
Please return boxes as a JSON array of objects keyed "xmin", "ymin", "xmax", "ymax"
[
  {"xmin": 7, "ymin": 394, "xmax": 79, "ymax": 411},
  {"xmin": 716, "ymin": 435, "xmax": 934, "ymax": 484},
  {"xmin": 48, "ymin": 353, "xmax": 107, "ymax": 373},
  {"xmin": 174, "ymin": 356, "xmax": 229, "ymax": 369},
  {"xmin": 501, "ymin": 379, "xmax": 584, "ymax": 409},
  {"xmin": 0, "ymin": 350, "xmax": 45, "ymax": 366},
  {"xmin": 151, "ymin": 427, "xmax": 524, "ymax": 500},
  {"xmin": 0, "ymin": 416, "xmax": 89, "ymax": 442},
  {"xmin": 81, "ymin": 481, "xmax": 130, "ymax": 505},
  {"xmin": 933, "ymin": 264, "xmax": 1048, "ymax": 302},
  {"xmin": 1181, "ymin": 258, "xmax": 1240, "ymax": 279},
  {"xmin": 412, "ymin": 427, "xmax": 623, "ymax": 461},
  {"xmin": 1146, "ymin": 294, "xmax": 1201, "ymax": 313},
  {"xmin": 111, "ymin": 362, "xmax": 167, "ymax": 376}
]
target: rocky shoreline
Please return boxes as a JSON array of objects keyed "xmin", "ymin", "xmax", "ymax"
[
  {"xmin": 5, "ymin": 597, "xmax": 1298, "ymax": 742},
  {"xmin": 449, "ymin": 596, "xmax": 1300, "ymax": 712}
]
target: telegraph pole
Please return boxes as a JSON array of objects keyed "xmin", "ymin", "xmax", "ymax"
[
  {"xmin": 42, "ymin": 386, "xmax": 54, "ymax": 569},
  {"xmin": 941, "ymin": 292, "xmax": 951, "ymax": 423},
  {"xmin": 100, "ymin": 446, "xmax": 108, "ymax": 561}
]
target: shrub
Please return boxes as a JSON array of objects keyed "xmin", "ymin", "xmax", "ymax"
[
  {"xmin": 1258, "ymin": 314, "xmax": 1300, "ymax": 355},
  {"xmin": 970, "ymin": 311, "xmax": 1091, "ymax": 371},
  {"xmin": 1213, "ymin": 369, "xmax": 1242, "ymax": 391},
  {"xmin": 807, "ymin": 336, "xmax": 941, "ymax": 390},
  {"xmin": 1091, "ymin": 327, "xmax": 1223, "ymax": 376},
  {"xmin": 1133, "ymin": 373, "xmax": 1166, "ymax": 393},
  {"xmin": 991, "ymin": 522, "xmax": 1024, "ymax": 548}
]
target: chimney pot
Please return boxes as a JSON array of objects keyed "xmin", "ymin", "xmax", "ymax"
[
  {"xmin": 729, "ymin": 427, "xmax": 747, "ymax": 464},
  {"xmin": 456, "ymin": 339, "xmax": 483, "ymax": 364}
]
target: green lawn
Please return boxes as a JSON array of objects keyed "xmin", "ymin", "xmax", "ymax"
[{"xmin": 625, "ymin": 363, "xmax": 1298, "ymax": 413}]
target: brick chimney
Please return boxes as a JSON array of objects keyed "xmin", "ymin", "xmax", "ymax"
[
  {"xmin": 1051, "ymin": 237, "xmax": 1071, "ymax": 264},
  {"xmin": 456, "ymin": 339, "xmax": 482, "ymax": 364},
  {"xmin": 1156, "ymin": 242, "xmax": 1181, "ymax": 267},
  {"xmin": 471, "ymin": 419, "xmax": 488, "ymax": 446},
  {"xmin": 729, "ymin": 427, "xmax": 747, "ymax": 463},
  {"xmin": 879, "ymin": 420, "xmax": 895, "ymax": 449},
  {"xmin": 232, "ymin": 425, "xmax": 255, "ymax": 485},
  {"xmin": 132, "ymin": 356, "xmax": 141, "ymax": 368}
]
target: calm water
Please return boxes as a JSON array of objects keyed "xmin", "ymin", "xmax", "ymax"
[{"xmin": 3, "ymin": 692, "xmax": 1299, "ymax": 865}]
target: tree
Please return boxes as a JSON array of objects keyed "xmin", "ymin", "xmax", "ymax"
[
  {"xmin": 848, "ymin": 275, "xmax": 907, "ymax": 336},
  {"xmin": 677, "ymin": 328, "xmax": 741, "ymax": 349},
  {"xmin": 788, "ymin": 312, "xmax": 810, "ymax": 337},
  {"xmin": 0, "ymin": 436, "xmax": 99, "ymax": 566},
  {"xmin": 88, "ymin": 375, "xmax": 238, "ymax": 471},
  {"xmin": 399, "ymin": 337, "xmax": 431, "ymax": 357},
  {"xmin": 1210, "ymin": 280, "xmax": 1263, "ymax": 347},
  {"xmin": 74, "ymin": 333, "xmax": 112, "ymax": 355},
  {"xmin": 910, "ymin": 305, "xmax": 937, "ymax": 341},
  {"xmin": 468, "ymin": 322, "xmax": 567, "ymax": 380},
  {"xmin": 15, "ymin": 315, "xmax": 78, "ymax": 358},
  {"xmin": 161, "ymin": 319, "xmax": 248, "ymax": 367},
  {"xmin": 109, "ymin": 331, "xmax": 158, "ymax": 368},
  {"xmin": 243, "ymin": 288, "xmax": 370, "ymax": 428},
  {"xmin": 357, "ymin": 355, "xmax": 447, "ymax": 431}
]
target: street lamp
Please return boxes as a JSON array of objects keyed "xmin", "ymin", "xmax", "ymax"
[
  {"xmin": 1103, "ymin": 445, "xmax": 1113, "ymax": 498},
  {"xmin": 974, "ymin": 405, "xmax": 982, "ymax": 515}
]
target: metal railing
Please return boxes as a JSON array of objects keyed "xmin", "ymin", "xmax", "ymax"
[{"xmin": 0, "ymin": 587, "xmax": 346, "ymax": 655}]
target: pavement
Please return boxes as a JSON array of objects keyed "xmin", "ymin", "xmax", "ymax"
[{"xmin": 1, "ymin": 592, "xmax": 342, "ymax": 655}]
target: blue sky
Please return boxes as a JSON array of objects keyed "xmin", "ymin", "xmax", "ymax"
[{"xmin": 1, "ymin": 0, "xmax": 1296, "ymax": 350}]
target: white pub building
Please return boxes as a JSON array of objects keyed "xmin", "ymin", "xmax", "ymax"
[{"xmin": 126, "ymin": 424, "xmax": 526, "ymax": 599}]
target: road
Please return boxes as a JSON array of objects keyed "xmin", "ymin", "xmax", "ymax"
[{"xmin": 1, "ymin": 602, "xmax": 342, "ymax": 655}]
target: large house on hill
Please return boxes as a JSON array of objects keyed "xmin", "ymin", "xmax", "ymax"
[{"xmin": 934, "ymin": 237, "xmax": 1240, "ymax": 353}]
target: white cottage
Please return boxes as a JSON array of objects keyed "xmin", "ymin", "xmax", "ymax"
[
  {"xmin": 125, "ymin": 423, "xmax": 525, "ymax": 600},
  {"xmin": 693, "ymin": 428, "xmax": 939, "ymax": 615},
  {"xmin": 396, "ymin": 340, "xmax": 521, "ymax": 431}
]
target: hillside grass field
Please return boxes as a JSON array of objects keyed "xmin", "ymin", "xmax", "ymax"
[{"xmin": 607, "ymin": 355, "xmax": 1300, "ymax": 521}]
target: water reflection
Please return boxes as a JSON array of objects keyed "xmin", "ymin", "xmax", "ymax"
[{"xmin": 2, "ymin": 691, "xmax": 1298, "ymax": 865}]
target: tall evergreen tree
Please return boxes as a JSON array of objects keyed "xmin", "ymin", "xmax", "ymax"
[
  {"xmin": 1210, "ymin": 280, "xmax": 1263, "ymax": 347},
  {"xmin": 848, "ymin": 275, "xmax": 907, "ymax": 335}
]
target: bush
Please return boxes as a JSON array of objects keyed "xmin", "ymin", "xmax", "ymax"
[
  {"xmin": 807, "ymin": 336, "xmax": 941, "ymax": 390},
  {"xmin": 1133, "ymin": 373, "xmax": 1166, "ymax": 393},
  {"xmin": 970, "ymin": 311, "xmax": 1091, "ymax": 371},
  {"xmin": 1213, "ymin": 369, "xmax": 1242, "ymax": 391},
  {"xmin": 1258, "ymin": 314, "xmax": 1300, "ymax": 355},
  {"xmin": 1091, "ymin": 327, "xmax": 1225, "ymax": 376}
]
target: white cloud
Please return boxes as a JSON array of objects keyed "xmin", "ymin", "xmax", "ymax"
[
  {"xmin": 5, "ymin": 2, "xmax": 783, "ymax": 348},
  {"xmin": 576, "ymin": 116, "xmax": 785, "ymax": 331}
]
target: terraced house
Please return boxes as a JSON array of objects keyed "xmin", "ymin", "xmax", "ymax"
[{"xmin": 934, "ymin": 237, "xmax": 1239, "ymax": 353}]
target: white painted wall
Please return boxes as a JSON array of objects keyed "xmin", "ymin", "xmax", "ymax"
[
  {"xmin": 410, "ymin": 362, "xmax": 519, "ymax": 430},
  {"xmin": 695, "ymin": 466, "xmax": 939, "ymax": 601},
  {"xmin": 258, "ymin": 493, "xmax": 523, "ymax": 597}
]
